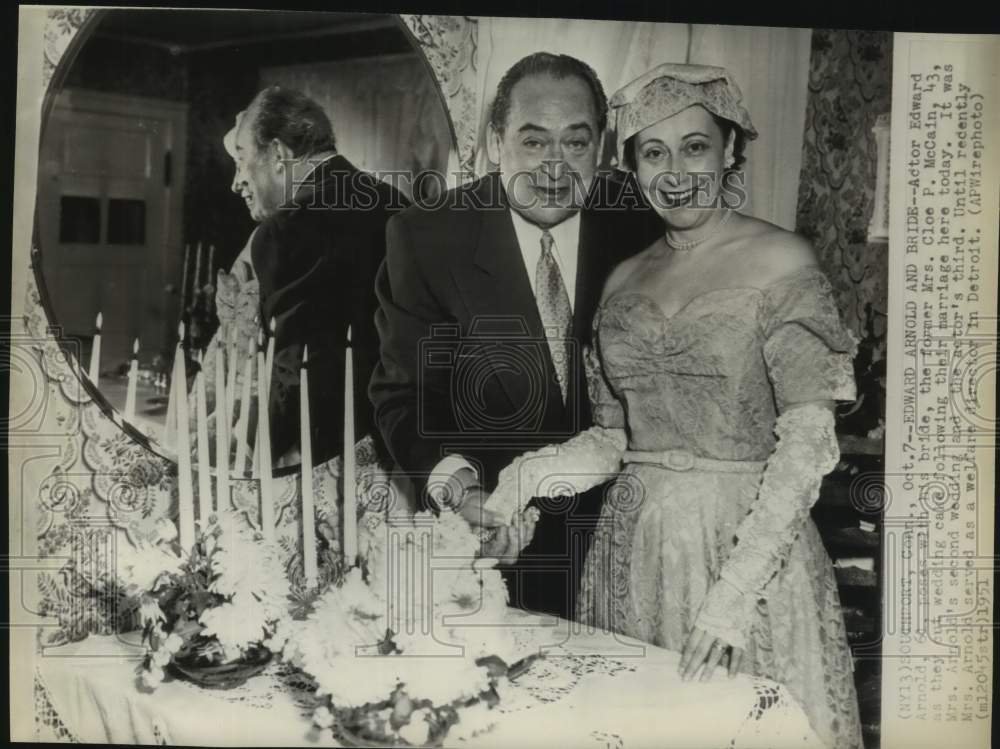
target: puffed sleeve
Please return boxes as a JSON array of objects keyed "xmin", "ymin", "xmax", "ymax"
[{"xmin": 761, "ymin": 268, "xmax": 858, "ymax": 411}]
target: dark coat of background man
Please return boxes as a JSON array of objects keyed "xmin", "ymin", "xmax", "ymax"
[{"xmin": 233, "ymin": 86, "xmax": 408, "ymax": 467}]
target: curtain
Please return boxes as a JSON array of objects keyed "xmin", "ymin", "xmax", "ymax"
[
  {"xmin": 470, "ymin": 18, "xmax": 811, "ymax": 229},
  {"xmin": 261, "ymin": 54, "xmax": 454, "ymax": 200}
]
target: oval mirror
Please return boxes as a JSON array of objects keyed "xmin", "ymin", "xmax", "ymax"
[{"xmin": 36, "ymin": 8, "xmax": 456, "ymax": 475}]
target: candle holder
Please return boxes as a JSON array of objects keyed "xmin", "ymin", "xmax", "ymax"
[{"xmin": 175, "ymin": 241, "xmax": 222, "ymax": 354}]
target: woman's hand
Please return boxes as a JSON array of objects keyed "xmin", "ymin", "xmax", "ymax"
[
  {"xmin": 467, "ymin": 500, "xmax": 540, "ymax": 566},
  {"xmin": 679, "ymin": 626, "xmax": 744, "ymax": 682},
  {"xmin": 444, "ymin": 469, "xmax": 539, "ymax": 565}
]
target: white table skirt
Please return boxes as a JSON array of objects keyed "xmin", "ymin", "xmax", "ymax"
[{"xmin": 35, "ymin": 610, "xmax": 823, "ymax": 748}]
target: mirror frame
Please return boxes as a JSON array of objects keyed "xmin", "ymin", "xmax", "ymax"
[{"xmin": 32, "ymin": 8, "xmax": 460, "ymax": 474}]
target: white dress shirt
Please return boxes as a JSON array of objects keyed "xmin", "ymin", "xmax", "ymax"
[
  {"xmin": 426, "ymin": 208, "xmax": 583, "ymax": 503},
  {"xmin": 508, "ymin": 208, "xmax": 580, "ymax": 311}
]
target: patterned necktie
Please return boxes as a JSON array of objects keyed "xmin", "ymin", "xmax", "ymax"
[{"xmin": 535, "ymin": 230, "xmax": 572, "ymax": 403}]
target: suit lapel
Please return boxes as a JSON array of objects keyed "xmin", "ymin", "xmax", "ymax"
[
  {"xmin": 469, "ymin": 203, "xmax": 546, "ymax": 343},
  {"xmin": 452, "ymin": 179, "xmax": 566, "ymax": 424}
]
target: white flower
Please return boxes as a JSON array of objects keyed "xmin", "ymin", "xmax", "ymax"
[
  {"xmin": 138, "ymin": 596, "xmax": 165, "ymax": 628},
  {"xmin": 398, "ymin": 715, "xmax": 430, "ymax": 745},
  {"xmin": 444, "ymin": 624, "xmax": 521, "ymax": 665},
  {"xmin": 199, "ymin": 601, "xmax": 268, "ymax": 655},
  {"xmin": 164, "ymin": 633, "xmax": 184, "ymax": 654},
  {"xmin": 338, "ymin": 567, "xmax": 384, "ymax": 618},
  {"xmin": 141, "ymin": 665, "xmax": 165, "ymax": 690},
  {"xmin": 151, "ymin": 648, "xmax": 172, "ymax": 667},
  {"xmin": 431, "ymin": 511, "xmax": 479, "ymax": 559},
  {"xmin": 400, "ymin": 660, "xmax": 491, "ymax": 705},
  {"xmin": 434, "ymin": 568, "xmax": 483, "ymax": 609},
  {"xmin": 262, "ymin": 622, "xmax": 289, "ymax": 653},
  {"xmin": 290, "ymin": 508, "xmax": 519, "ymax": 717},
  {"xmin": 307, "ymin": 574, "xmax": 386, "ymax": 647},
  {"xmin": 115, "ymin": 540, "xmax": 184, "ymax": 592},
  {"xmin": 206, "ymin": 510, "xmax": 290, "ymax": 606},
  {"xmin": 153, "ymin": 517, "xmax": 178, "ymax": 544},
  {"xmin": 312, "ymin": 706, "xmax": 334, "ymax": 728},
  {"xmin": 311, "ymin": 655, "xmax": 403, "ymax": 708}
]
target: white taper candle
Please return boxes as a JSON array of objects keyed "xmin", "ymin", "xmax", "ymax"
[
  {"xmin": 226, "ymin": 323, "xmax": 238, "ymax": 431},
  {"xmin": 175, "ymin": 323, "xmax": 195, "ymax": 551},
  {"xmin": 343, "ymin": 326, "xmax": 357, "ymax": 565},
  {"xmin": 193, "ymin": 242, "xmax": 203, "ymax": 298},
  {"xmin": 124, "ymin": 338, "xmax": 139, "ymax": 421},
  {"xmin": 300, "ymin": 344, "xmax": 317, "ymax": 588},
  {"xmin": 256, "ymin": 344, "xmax": 274, "ymax": 539},
  {"xmin": 215, "ymin": 343, "xmax": 230, "ymax": 514},
  {"xmin": 264, "ymin": 317, "xmax": 276, "ymax": 393},
  {"xmin": 180, "ymin": 244, "xmax": 191, "ymax": 313},
  {"xmin": 195, "ymin": 363, "xmax": 212, "ymax": 524},
  {"xmin": 234, "ymin": 335, "xmax": 255, "ymax": 474},
  {"xmin": 88, "ymin": 312, "xmax": 102, "ymax": 384}
]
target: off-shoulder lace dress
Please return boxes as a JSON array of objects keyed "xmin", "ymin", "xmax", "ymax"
[{"xmin": 577, "ymin": 266, "xmax": 863, "ymax": 749}]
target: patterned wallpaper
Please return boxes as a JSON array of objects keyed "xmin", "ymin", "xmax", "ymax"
[
  {"xmin": 795, "ymin": 29, "xmax": 892, "ymax": 342},
  {"xmin": 401, "ymin": 15, "xmax": 480, "ymax": 177}
]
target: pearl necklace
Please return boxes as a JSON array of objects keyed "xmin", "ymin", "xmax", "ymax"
[{"xmin": 665, "ymin": 209, "xmax": 733, "ymax": 251}]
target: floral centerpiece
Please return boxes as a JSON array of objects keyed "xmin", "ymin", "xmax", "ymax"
[
  {"xmin": 284, "ymin": 511, "xmax": 536, "ymax": 747},
  {"xmin": 115, "ymin": 510, "xmax": 292, "ymax": 691}
]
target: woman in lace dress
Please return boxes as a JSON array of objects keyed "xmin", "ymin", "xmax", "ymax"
[{"xmin": 490, "ymin": 64, "xmax": 862, "ymax": 749}]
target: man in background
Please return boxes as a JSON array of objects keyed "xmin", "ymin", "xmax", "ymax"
[{"xmin": 232, "ymin": 86, "xmax": 408, "ymax": 467}]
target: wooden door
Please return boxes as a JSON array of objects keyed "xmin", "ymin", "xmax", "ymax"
[{"xmin": 37, "ymin": 89, "xmax": 187, "ymax": 377}]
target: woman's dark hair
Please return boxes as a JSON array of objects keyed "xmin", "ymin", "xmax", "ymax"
[
  {"xmin": 489, "ymin": 52, "xmax": 608, "ymax": 135},
  {"xmin": 622, "ymin": 111, "xmax": 747, "ymax": 173},
  {"xmin": 249, "ymin": 86, "xmax": 337, "ymax": 158}
]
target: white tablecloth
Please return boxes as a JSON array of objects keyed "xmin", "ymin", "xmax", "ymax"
[{"xmin": 34, "ymin": 610, "xmax": 823, "ymax": 748}]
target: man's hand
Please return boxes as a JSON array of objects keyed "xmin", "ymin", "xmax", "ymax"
[
  {"xmin": 457, "ymin": 486, "xmax": 538, "ymax": 564},
  {"xmin": 477, "ymin": 505, "xmax": 541, "ymax": 565},
  {"xmin": 455, "ymin": 484, "xmax": 510, "ymax": 528},
  {"xmin": 439, "ymin": 468, "xmax": 539, "ymax": 565}
]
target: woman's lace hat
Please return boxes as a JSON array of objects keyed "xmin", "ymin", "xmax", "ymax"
[{"xmin": 610, "ymin": 63, "xmax": 758, "ymax": 167}]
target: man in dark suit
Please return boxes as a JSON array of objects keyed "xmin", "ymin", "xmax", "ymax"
[
  {"xmin": 232, "ymin": 86, "xmax": 407, "ymax": 467},
  {"xmin": 369, "ymin": 54, "xmax": 659, "ymax": 619}
]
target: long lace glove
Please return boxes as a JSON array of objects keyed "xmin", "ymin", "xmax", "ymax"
[
  {"xmin": 694, "ymin": 403, "xmax": 840, "ymax": 650},
  {"xmin": 486, "ymin": 426, "xmax": 627, "ymax": 522}
]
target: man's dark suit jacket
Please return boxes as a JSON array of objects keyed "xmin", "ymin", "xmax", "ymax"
[
  {"xmin": 251, "ymin": 154, "xmax": 408, "ymax": 468},
  {"xmin": 369, "ymin": 171, "xmax": 660, "ymax": 619}
]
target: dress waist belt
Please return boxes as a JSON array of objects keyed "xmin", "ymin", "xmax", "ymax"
[{"xmin": 622, "ymin": 449, "xmax": 766, "ymax": 474}]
